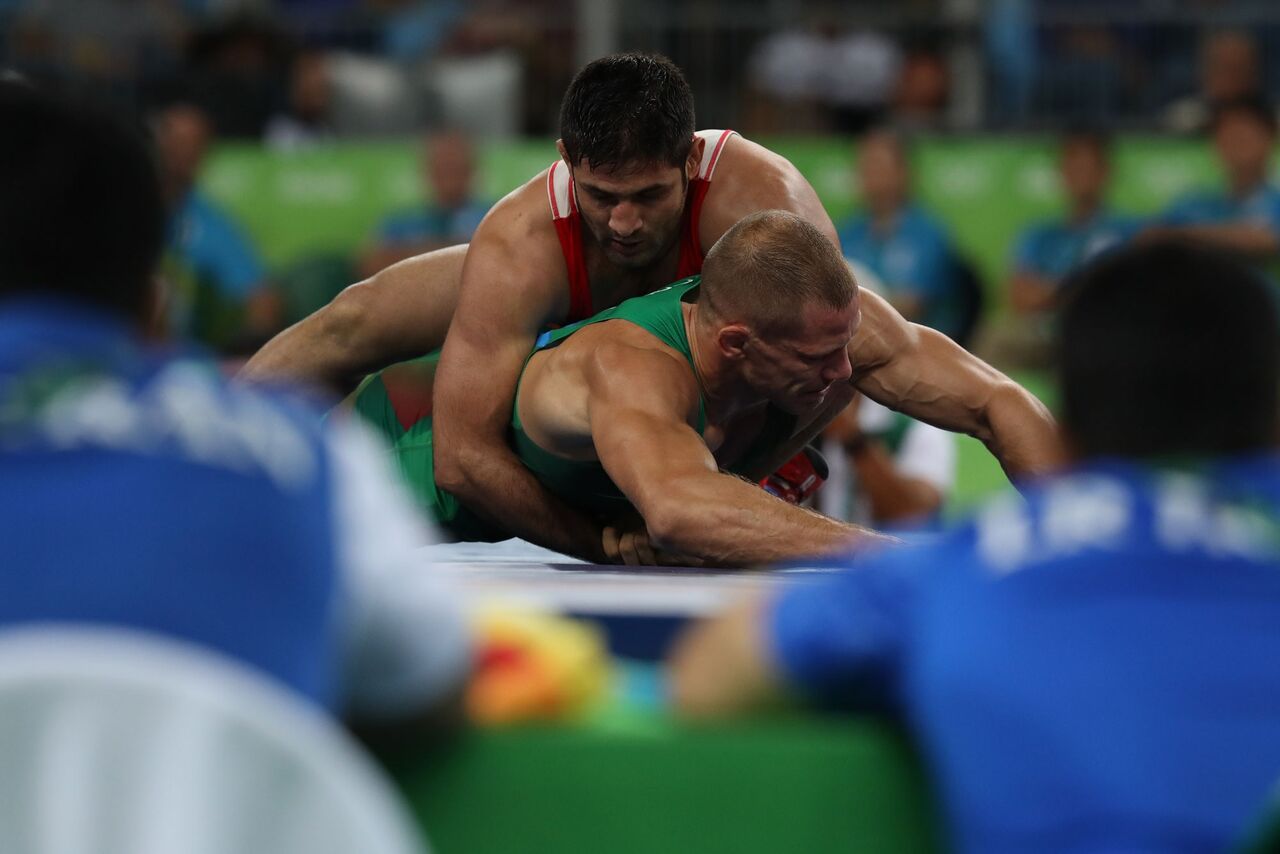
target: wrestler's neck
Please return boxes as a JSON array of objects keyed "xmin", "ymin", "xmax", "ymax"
[{"xmin": 683, "ymin": 302, "xmax": 768, "ymax": 424}]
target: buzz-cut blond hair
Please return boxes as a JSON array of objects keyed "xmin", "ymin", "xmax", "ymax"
[{"xmin": 698, "ymin": 209, "xmax": 856, "ymax": 334}]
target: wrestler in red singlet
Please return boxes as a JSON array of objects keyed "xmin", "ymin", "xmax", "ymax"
[{"xmin": 546, "ymin": 129, "xmax": 738, "ymax": 322}]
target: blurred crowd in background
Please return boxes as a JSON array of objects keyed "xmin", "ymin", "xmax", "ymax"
[
  {"xmin": 8, "ymin": 0, "xmax": 1280, "ymax": 529},
  {"xmin": 7, "ymin": 0, "xmax": 1280, "ymax": 136}
]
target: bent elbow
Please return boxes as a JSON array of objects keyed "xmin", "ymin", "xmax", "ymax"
[
  {"xmin": 324, "ymin": 281, "xmax": 380, "ymax": 352},
  {"xmin": 432, "ymin": 440, "xmax": 472, "ymax": 497}
]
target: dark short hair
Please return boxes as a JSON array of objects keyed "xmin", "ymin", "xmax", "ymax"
[
  {"xmin": 1055, "ymin": 241, "xmax": 1279, "ymax": 459},
  {"xmin": 0, "ymin": 81, "xmax": 163, "ymax": 319},
  {"xmin": 1209, "ymin": 94, "xmax": 1277, "ymax": 135},
  {"xmin": 559, "ymin": 52, "xmax": 695, "ymax": 171},
  {"xmin": 700, "ymin": 210, "xmax": 856, "ymax": 335}
]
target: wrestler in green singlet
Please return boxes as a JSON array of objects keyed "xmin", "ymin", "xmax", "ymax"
[{"xmin": 354, "ymin": 276, "xmax": 792, "ymax": 540}]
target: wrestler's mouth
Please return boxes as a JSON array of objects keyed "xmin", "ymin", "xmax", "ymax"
[{"xmin": 609, "ymin": 238, "xmax": 643, "ymax": 254}]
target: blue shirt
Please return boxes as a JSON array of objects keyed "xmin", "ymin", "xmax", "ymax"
[
  {"xmin": 0, "ymin": 298, "xmax": 341, "ymax": 707},
  {"xmin": 168, "ymin": 190, "xmax": 266, "ymax": 302},
  {"xmin": 375, "ymin": 200, "xmax": 490, "ymax": 248},
  {"xmin": 771, "ymin": 460, "xmax": 1280, "ymax": 853},
  {"xmin": 839, "ymin": 205, "xmax": 960, "ymax": 338},
  {"xmin": 1161, "ymin": 183, "xmax": 1280, "ymax": 235},
  {"xmin": 1012, "ymin": 210, "xmax": 1140, "ymax": 283}
]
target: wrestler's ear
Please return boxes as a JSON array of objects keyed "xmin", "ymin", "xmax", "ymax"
[
  {"xmin": 556, "ymin": 139, "xmax": 572, "ymax": 169},
  {"xmin": 717, "ymin": 324, "xmax": 750, "ymax": 360},
  {"xmin": 685, "ymin": 135, "xmax": 705, "ymax": 182}
]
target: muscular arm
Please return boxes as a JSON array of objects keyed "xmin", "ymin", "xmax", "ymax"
[
  {"xmin": 588, "ymin": 346, "xmax": 889, "ymax": 567},
  {"xmin": 852, "ymin": 289, "xmax": 1064, "ymax": 481},
  {"xmin": 1150, "ymin": 223, "xmax": 1280, "ymax": 258},
  {"xmin": 431, "ymin": 199, "xmax": 608, "ymax": 562},
  {"xmin": 669, "ymin": 593, "xmax": 785, "ymax": 716},
  {"xmin": 240, "ymin": 244, "xmax": 468, "ymax": 394}
]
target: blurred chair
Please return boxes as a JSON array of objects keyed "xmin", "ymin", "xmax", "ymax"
[{"xmin": 0, "ymin": 627, "xmax": 428, "ymax": 854}]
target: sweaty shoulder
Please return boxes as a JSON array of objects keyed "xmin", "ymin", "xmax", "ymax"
[
  {"xmin": 697, "ymin": 133, "xmax": 838, "ymax": 252},
  {"xmin": 578, "ymin": 322, "xmax": 701, "ymax": 421},
  {"xmin": 463, "ymin": 167, "xmax": 571, "ymax": 326}
]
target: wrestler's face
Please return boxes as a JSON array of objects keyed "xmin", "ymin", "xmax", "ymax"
[
  {"xmin": 1214, "ymin": 111, "xmax": 1273, "ymax": 187},
  {"xmin": 751, "ymin": 300, "xmax": 860, "ymax": 415},
  {"xmin": 565, "ymin": 152, "xmax": 697, "ymax": 269}
]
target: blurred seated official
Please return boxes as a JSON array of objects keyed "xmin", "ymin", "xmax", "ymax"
[
  {"xmin": 838, "ymin": 128, "xmax": 965, "ymax": 341},
  {"xmin": 0, "ymin": 82, "xmax": 470, "ymax": 733},
  {"xmin": 356, "ymin": 131, "xmax": 491, "ymax": 281},
  {"xmin": 980, "ymin": 130, "xmax": 1139, "ymax": 370},
  {"xmin": 673, "ymin": 242, "xmax": 1280, "ymax": 852},
  {"xmin": 154, "ymin": 101, "xmax": 282, "ymax": 351},
  {"xmin": 1147, "ymin": 96, "xmax": 1280, "ymax": 267}
]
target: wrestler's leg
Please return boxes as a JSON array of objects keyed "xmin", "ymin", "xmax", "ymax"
[
  {"xmin": 352, "ymin": 365, "xmax": 502, "ymax": 542},
  {"xmin": 242, "ymin": 244, "xmax": 468, "ymax": 395}
]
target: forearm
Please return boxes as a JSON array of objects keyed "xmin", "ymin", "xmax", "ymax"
[
  {"xmin": 670, "ymin": 593, "xmax": 785, "ymax": 717},
  {"xmin": 644, "ymin": 474, "xmax": 893, "ymax": 567},
  {"xmin": 1164, "ymin": 224, "xmax": 1280, "ymax": 257},
  {"xmin": 241, "ymin": 287, "xmax": 388, "ymax": 394},
  {"xmin": 242, "ymin": 246, "xmax": 465, "ymax": 392},
  {"xmin": 439, "ymin": 440, "xmax": 608, "ymax": 562}
]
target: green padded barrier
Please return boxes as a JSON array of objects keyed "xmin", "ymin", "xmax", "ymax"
[
  {"xmin": 202, "ymin": 135, "xmax": 1225, "ymax": 302},
  {"xmin": 384, "ymin": 708, "xmax": 939, "ymax": 854}
]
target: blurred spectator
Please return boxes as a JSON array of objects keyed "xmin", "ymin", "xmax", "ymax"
[
  {"xmin": 981, "ymin": 130, "xmax": 1139, "ymax": 369},
  {"xmin": 0, "ymin": 80, "xmax": 470, "ymax": 730},
  {"xmin": 746, "ymin": 25, "xmax": 901, "ymax": 133},
  {"xmin": 154, "ymin": 101, "xmax": 281, "ymax": 350},
  {"xmin": 1165, "ymin": 30, "xmax": 1266, "ymax": 134},
  {"xmin": 1148, "ymin": 96, "xmax": 1280, "ymax": 265},
  {"xmin": 175, "ymin": 13, "xmax": 284, "ymax": 138},
  {"xmin": 672, "ymin": 241, "xmax": 1280, "ymax": 852},
  {"xmin": 818, "ymin": 392, "xmax": 954, "ymax": 530},
  {"xmin": 264, "ymin": 48, "xmax": 335, "ymax": 150},
  {"xmin": 891, "ymin": 43, "xmax": 950, "ymax": 131},
  {"xmin": 839, "ymin": 129, "xmax": 965, "ymax": 339},
  {"xmin": 357, "ymin": 130, "xmax": 489, "ymax": 280}
]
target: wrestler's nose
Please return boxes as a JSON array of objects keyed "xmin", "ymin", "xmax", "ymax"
[
  {"xmin": 822, "ymin": 348, "xmax": 853, "ymax": 384},
  {"xmin": 609, "ymin": 202, "xmax": 641, "ymax": 238}
]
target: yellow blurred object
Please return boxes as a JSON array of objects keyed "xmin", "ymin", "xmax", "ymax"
[{"xmin": 466, "ymin": 605, "xmax": 612, "ymax": 725}]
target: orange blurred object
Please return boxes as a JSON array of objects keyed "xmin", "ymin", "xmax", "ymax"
[{"xmin": 465, "ymin": 606, "xmax": 612, "ymax": 725}]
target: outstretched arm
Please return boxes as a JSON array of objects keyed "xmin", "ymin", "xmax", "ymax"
[
  {"xmin": 851, "ymin": 288, "xmax": 1064, "ymax": 482},
  {"xmin": 241, "ymin": 244, "xmax": 468, "ymax": 394},
  {"xmin": 588, "ymin": 345, "xmax": 891, "ymax": 567}
]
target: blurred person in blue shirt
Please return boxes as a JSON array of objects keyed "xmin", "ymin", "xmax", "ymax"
[
  {"xmin": 0, "ymin": 81, "xmax": 470, "ymax": 727},
  {"xmin": 357, "ymin": 130, "xmax": 490, "ymax": 280},
  {"xmin": 673, "ymin": 241, "xmax": 1280, "ymax": 853},
  {"xmin": 984, "ymin": 130, "xmax": 1139, "ymax": 369},
  {"xmin": 154, "ymin": 101, "xmax": 281, "ymax": 351},
  {"xmin": 839, "ymin": 129, "xmax": 964, "ymax": 340},
  {"xmin": 1149, "ymin": 96, "xmax": 1280, "ymax": 266}
]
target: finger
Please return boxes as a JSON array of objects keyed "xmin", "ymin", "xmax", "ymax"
[
  {"xmin": 619, "ymin": 531, "xmax": 643, "ymax": 566},
  {"xmin": 635, "ymin": 534, "xmax": 658, "ymax": 566},
  {"xmin": 602, "ymin": 527, "xmax": 622, "ymax": 563}
]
